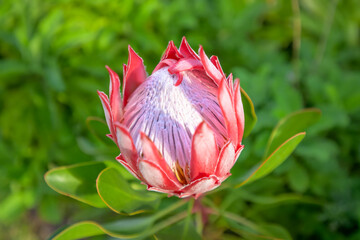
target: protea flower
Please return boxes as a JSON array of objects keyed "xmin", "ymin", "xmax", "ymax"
[{"xmin": 98, "ymin": 37, "xmax": 244, "ymax": 198}]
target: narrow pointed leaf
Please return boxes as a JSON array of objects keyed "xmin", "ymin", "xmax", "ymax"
[
  {"xmin": 265, "ymin": 108, "xmax": 321, "ymax": 157},
  {"xmin": 236, "ymin": 133, "xmax": 306, "ymax": 187}
]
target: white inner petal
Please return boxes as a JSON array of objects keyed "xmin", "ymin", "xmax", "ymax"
[{"xmin": 123, "ymin": 67, "xmax": 226, "ymax": 172}]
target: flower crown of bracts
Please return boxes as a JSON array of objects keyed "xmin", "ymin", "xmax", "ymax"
[{"xmin": 98, "ymin": 37, "xmax": 244, "ymax": 198}]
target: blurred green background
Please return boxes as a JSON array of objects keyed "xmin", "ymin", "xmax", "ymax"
[{"xmin": 0, "ymin": 0, "xmax": 359, "ymax": 239}]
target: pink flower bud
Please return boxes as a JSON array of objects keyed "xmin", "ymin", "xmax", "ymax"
[{"xmin": 98, "ymin": 37, "xmax": 244, "ymax": 198}]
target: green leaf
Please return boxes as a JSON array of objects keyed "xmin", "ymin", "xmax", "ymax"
[
  {"xmin": 44, "ymin": 161, "xmax": 115, "ymax": 208},
  {"xmin": 260, "ymin": 223, "xmax": 293, "ymax": 240},
  {"xmin": 51, "ymin": 217, "xmax": 158, "ymax": 239},
  {"xmin": 96, "ymin": 167, "xmax": 160, "ymax": 214},
  {"xmin": 241, "ymin": 88, "xmax": 257, "ymax": 138},
  {"xmin": 224, "ymin": 211, "xmax": 266, "ymax": 237},
  {"xmin": 236, "ymin": 133, "xmax": 306, "ymax": 187},
  {"xmin": 225, "ymin": 212, "xmax": 293, "ymax": 240},
  {"xmin": 265, "ymin": 108, "xmax": 321, "ymax": 157},
  {"xmin": 51, "ymin": 221, "xmax": 105, "ymax": 240},
  {"xmin": 239, "ymin": 191, "xmax": 321, "ymax": 206},
  {"xmin": 52, "ymin": 211, "xmax": 188, "ymax": 239}
]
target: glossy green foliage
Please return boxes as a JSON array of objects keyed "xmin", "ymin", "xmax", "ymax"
[
  {"xmin": 236, "ymin": 107, "xmax": 321, "ymax": 187},
  {"xmin": 96, "ymin": 167, "xmax": 160, "ymax": 214},
  {"xmin": 237, "ymin": 132, "xmax": 306, "ymax": 187},
  {"xmin": 52, "ymin": 222, "xmax": 105, "ymax": 240},
  {"xmin": 265, "ymin": 109, "xmax": 321, "ymax": 157},
  {"xmin": 45, "ymin": 162, "xmax": 161, "ymax": 215},
  {"xmin": 45, "ymin": 161, "xmax": 112, "ymax": 208}
]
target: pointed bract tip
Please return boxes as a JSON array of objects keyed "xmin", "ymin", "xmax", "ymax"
[
  {"xmin": 227, "ymin": 73, "xmax": 233, "ymax": 84},
  {"xmin": 162, "ymin": 40, "xmax": 182, "ymax": 60},
  {"xmin": 199, "ymin": 45, "xmax": 223, "ymax": 84},
  {"xmin": 127, "ymin": 45, "xmax": 145, "ymax": 65},
  {"xmin": 165, "ymin": 41, "xmax": 175, "ymax": 51},
  {"xmin": 199, "ymin": 45, "xmax": 210, "ymax": 61},
  {"xmin": 97, "ymin": 90, "xmax": 108, "ymax": 98},
  {"xmin": 128, "ymin": 45, "xmax": 141, "ymax": 59},
  {"xmin": 199, "ymin": 45, "xmax": 204, "ymax": 53},
  {"xmin": 180, "ymin": 36, "xmax": 188, "ymax": 46},
  {"xmin": 179, "ymin": 37, "xmax": 199, "ymax": 60},
  {"xmin": 105, "ymin": 65, "xmax": 114, "ymax": 74},
  {"xmin": 123, "ymin": 63, "xmax": 128, "ymax": 75}
]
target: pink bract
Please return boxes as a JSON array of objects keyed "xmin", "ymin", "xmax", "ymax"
[{"xmin": 98, "ymin": 37, "xmax": 244, "ymax": 198}]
